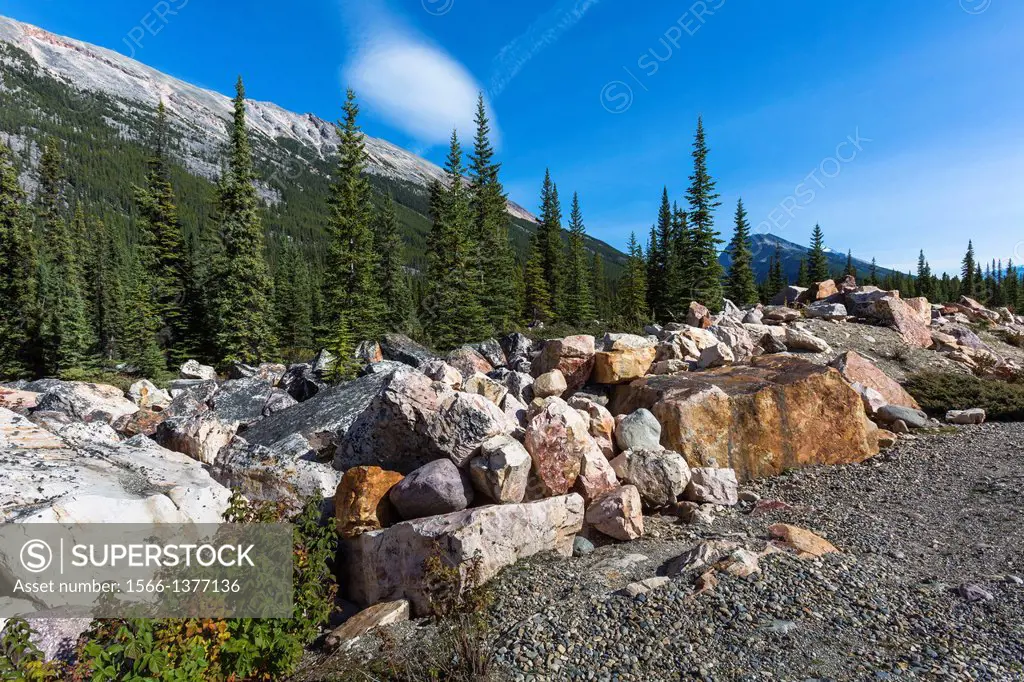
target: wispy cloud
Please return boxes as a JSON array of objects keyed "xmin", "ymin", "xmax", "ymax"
[
  {"xmin": 489, "ymin": 0, "xmax": 601, "ymax": 98},
  {"xmin": 342, "ymin": 3, "xmax": 495, "ymax": 148}
]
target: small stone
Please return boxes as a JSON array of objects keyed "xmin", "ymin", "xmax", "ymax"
[
  {"xmin": 614, "ymin": 408, "xmax": 662, "ymax": 452},
  {"xmin": 573, "ymin": 536, "xmax": 595, "ymax": 557},
  {"xmin": 533, "ymin": 369, "xmax": 568, "ymax": 399},
  {"xmin": 945, "ymin": 408, "xmax": 986, "ymax": 425}
]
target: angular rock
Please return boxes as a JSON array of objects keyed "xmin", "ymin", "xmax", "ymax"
[
  {"xmin": 524, "ymin": 397, "xmax": 596, "ymax": 496},
  {"xmin": 213, "ymin": 433, "xmax": 339, "ymax": 507},
  {"xmin": 742, "ymin": 309, "xmax": 764, "ymax": 325},
  {"xmin": 127, "ymin": 380, "xmax": 171, "ymax": 410},
  {"xmin": 651, "ymin": 360, "xmax": 690, "ymax": 375},
  {"xmin": 784, "ymin": 327, "xmax": 831, "ymax": 353},
  {"xmin": 355, "ymin": 341, "xmax": 384, "ymax": 366},
  {"xmin": 697, "ymin": 342, "xmax": 735, "ymax": 369},
  {"xmin": 710, "ymin": 321, "xmax": 755, "ymax": 362},
  {"xmin": 805, "ymin": 302, "xmax": 848, "ymax": 320},
  {"xmin": 462, "ymin": 372, "xmax": 508, "ymax": 406},
  {"xmin": 877, "ymin": 429, "xmax": 897, "ymax": 448},
  {"xmin": 610, "ymin": 449, "xmax": 690, "ymax": 508},
  {"xmin": 345, "ymin": 494, "xmax": 584, "ymax": 614},
  {"xmin": 211, "ymin": 377, "xmax": 276, "ymax": 425},
  {"xmin": 500, "ymin": 393, "xmax": 528, "ymax": 428},
  {"xmin": 156, "ymin": 412, "xmax": 238, "ymax": 465},
  {"xmin": 279, "ymin": 363, "xmax": 326, "ymax": 402},
  {"xmin": 946, "ymin": 408, "xmax": 986, "ymax": 425},
  {"xmin": 312, "ymin": 349, "xmax": 338, "ymax": 375},
  {"xmin": 759, "ymin": 332, "xmax": 789, "ymax": 355},
  {"xmin": 380, "ymin": 334, "xmax": 438, "ymax": 369},
  {"xmin": 500, "ymin": 332, "xmax": 534, "ymax": 364},
  {"xmin": 610, "ymin": 356, "xmax": 879, "ymax": 480},
  {"xmin": 446, "ymin": 346, "xmax": 494, "ymax": 378},
  {"xmin": 614, "ymin": 408, "xmax": 662, "ymax": 452},
  {"xmin": 389, "ymin": 459, "xmax": 474, "ymax": 520},
  {"xmin": 686, "ymin": 301, "xmax": 712, "ymax": 328},
  {"xmin": 762, "ymin": 306, "xmax": 801, "ymax": 323},
  {"xmin": 684, "ymin": 467, "xmax": 739, "ymax": 506},
  {"xmin": 263, "ymin": 388, "xmax": 298, "ymax": 417},
  {"xmin": 533, "ymin": 369, "xmax": 568, "ymax": 399},
  {"xmin": 490, "ymin": 369, "xmax": 534, "ymax": 404},
  {"xmin": 532, "ymin": 335, "xmax": 596, "ymax": 392},
  {"xmin": 829, "ymin": 351, "xmax": 920, "ymax": 410},
  {"xmin": 569, "ymin": 396, "xmax": 617, "ymax": 458},
  {"xmin": 770, "ymin": 285, "xmax": 807, "ymax": 306},
  {"xmin": 427, "ymin": 392, "xmax": 513, "ymax": 468},
  {"xmin": 593, "ymin": 335, "xmax": 657, "ymax": 385},
  {"xmin": 1, "ymin": 408, "xmax": 230, "ymax": 524},
  {"xmin": 421, "ymin": 359, "xmax": 463, "ymax": 390},
  {"xmin": 34, "ymin": 381, "xmax": 139, "ymax": 425},
  {"xmin": 469, "ymin": 339, "xmax": 507, "ymax": 369},
  {"xmin": 623, "ymin": 576, "xmax": 670, "ymax": 597},
  {"xmin": 335, "ymin": 466, "xmax": 404, "ymax": 538},
  {"xmin": 769, "ymin": 524, "xmax": 839, "ymax": 558},
  {"xmin": 575, "ymin": 444, "xmax": 619, "ymax": 503},
  {"xmin": 469, "ymin": 435, "xmax": 532, "ymax": 504},
  {"xmin": 851, "ymin": 383, "xmax": 887, "ymax": 417},
  {"xmin": 800, "ymin": 279, "xmax": 838, "ymax": 303},
  {"xmin": 0, "ymin": 387, "xmax": 40, "ymax": 414},
  {"xmin": 877, "ymin": 404, "xmax": 929, "ymax": 430},
  {"xmin": 585, "ymin": 485, "xmax": 643, "ymax": 541},
  {"xmin": 875, "ymin": 297, "xmax": 933, "ymax": 349},
  {"xmin": 180, "ymin": 359, "xmax": 217, "ymax": 381},
  {"xmin": 229, "ymin": 362, "xmax": 287, "ymax": 385},
  {"xmin": 325, "ymin": 600, "xmax": 410, "ymax": 653}
]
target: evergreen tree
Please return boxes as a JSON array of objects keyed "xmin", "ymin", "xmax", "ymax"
[
  {"xmin": 374, "ymin": 193, "xmax": 413, "ymax": 333},
  {"xmin": 725, "ymin": 198, "xmax": 758, "ymax": 306},
  {"xmin": 274, "ymin": 239, "xmax": 315, "ymax": 360},
  {"xmin": 36, "ymin": 138, "xmax": 93, "ymax": 376},
  {"xmin": 684, "ymin": 117, "xmax": 724, "ymax": 311},
  {"xmin": 868, "ymin": 258, "xmax": 879, "ymax": 286},
  {"xmin": 522, "ymin": 240, "xmax": 552, "ymax": 325},
  {"xmin": 563, "ymin": 192, "xmax": 596, "ymax": 326},
  {"xmin": 618, "ymin": 232, "xmax": 649, "ymax": 326},
  {"xmin": 1004, "ymin": 260, "xmax": 1020, "ymax": 311},
  {"xmin": 961, "ymin": 241, "xmax": 976, "ymax": 299},
  {"xmin": 422, "ymin": 132, "xmax": 488, "ymax": 349},
  {"xmin": 592, "ymin": 253, "xmax": 611, "ymax": 321},
  {"xmin": 796, "ymin": 258, "xmax": 809, "ymax": 287},
  {"xmin": 0, "ymin": 143, "xmax": 40, "ymax": 377},
  {"xmin": 844, "ymin": 250, "xmax": 856, "ymax": 278},
  {"xmin": 210, "ymin": 77, "xmax": 278, "ymax": 366},
  {"xmin": 646, "ymin": 188, "xmax": 676, "ymax": 320},
  {"xmin": 765, "ymin": 243, "xmax": 785, "ymax": 299},
  {"xmin": 88, "ymin": 218, "xmax": 126, "ymax": 362},
  {"xmin": 537, "ymin": 170, "xmax": 565, "ymax": 318},
  {"xmin": 326, "ymin": 89, "xmax": 385, "ymax": 351},
  {"xmin": 807, "ymin": 224, "xmax": 829, "ymax": 283},
  {"xmin": 119, "ymin": 249, "xmax": 165, "ymax": 376},
  {"xmin": 468, "ymin": 94, "xmax": 517, "ymax": 333},
  {"xmin": 135, "ymin": 100, "xmax": 187, "ymax": 360},
  {"xmin": 916, "ymin": 250, "xmax": 933, "ymax": 299}
]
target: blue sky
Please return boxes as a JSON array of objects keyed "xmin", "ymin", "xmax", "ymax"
[{"xmin": 3, "ymin": 0, "xmax": 1023, "ymax": 275}]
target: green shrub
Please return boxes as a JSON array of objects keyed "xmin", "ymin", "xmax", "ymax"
[
  {"xmin": 905, "ymin": 371, "xmax": 1024, "ymax": 422},
  {"xmin": 0, "ymin": 619, "xmax": 63, "ymax": 681}
]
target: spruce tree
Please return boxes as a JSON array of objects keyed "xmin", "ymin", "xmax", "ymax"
[
  {"xmin": 119, "ymin": 249, "xmax": 166, "ymax": 376},
  {"xmin": 537, "ymin": 170, "xmax": 565, "ymax": 318},
  {"xmin": 796, "ymin": 259, "xmax": 809, "ymax": 287},
  {"xmin": 422, "ymin": 132, "xmax": 488, "ymax": 349},
  {"xmin": 469, "ymin": 94, "xmax": 517, "ymax": 333},
  {"xmin": 646, "ymin": 188, "xmax": 678, "ymax": 321},
  {"xmin": 135, "ymin": 100, "xmax": 187, "ymax": 361},
  {"xmin": 844, "ymin": 250, "xmax": 857, "ymax": 278},
  {"xmin": 563, "ymin": 192, "xmax": 596, "ymax": 326},
  {"xmin": 210, "ymin": 77, "xmax": 278, "ymax": 366},
  {"xmin": 592, "ymin": 253, "xmax": 611, "ymax": 321},
  {"xmin": 868, "ymin": 258, "xmax": 879, "ymax": 286},
  {"xmin": 375, "ymin": 193, "xmax": 413, "ymax": 333},
  {"xmin": 725, "ymin": 198, "xmax": 758, "ymax": 306},
  {"xmin": 961, "ymin": 241, "xmax": 976, "ymax": 299},
  {"xmin": 617, "ymin": 232, "xmax": 649, "ymax": 326},
  {"xmin": 89, "ymin": 218, "xmax": 126, "ymax": 361},
  {"xmin": 326, "ymin": 89, "xmax": 385, "ymax": 349},
  {"xmin": 36, "ymin": 139, "xmax": 93, "ymax": 376},
  {"xmin": 522, "ymin": 240, "xmax": 552, "ymax": 325},
  {"xmin": 807, "ymin": 224, "xmax": 829, "ymax": 283},
  {"xmin": 1004, "ymin": 260, "xmax": 1019, "ymax": 311},
  {"xmin": 916, "ymin": 251, "xmax": 933, "ymax": 299},
  {"xmin": 0, "ymin": 143, "xmax": 40, "ymax": 377},
  {"xmin": 684, "ymin": 117, "xmax": 724, "ymax": 311},
  {"xmin": 274, "ymin": 239, "xmax": 314, "ymax": 360}
]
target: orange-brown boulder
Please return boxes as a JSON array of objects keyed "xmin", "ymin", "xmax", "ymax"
[
  {"xmin": 829, "ymin": 351, "xmax": 920, "ymax": 410},
  {"xmin": 610, "ymin": 356, "xmax": 879, "ymax": 481},
  {"xmin": 593, "ymin": 335, "xmax": 657, "ymax": 385},
  {"xmin": 0, "ymin": 388, "xmax": 40, "ymax": 415},
  {"xmin": 335, "ymin": 466, "xmax": 404, "ymax": 538},
  {"xmin": 799, "ymin": 279, "xmax": 838, "ymax": 303},
  {"xmin": 532, "ymin": 335, "xmax": 596, "ymax": 391}
]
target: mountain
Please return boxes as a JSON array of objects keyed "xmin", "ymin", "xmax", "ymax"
[
  {"xmin": 0, "ymin": 15, "xmax": 627, "ymax": 272},
  {"xmin": 719, "ymin": 232, "xmax": 897, "ymax": 283}
]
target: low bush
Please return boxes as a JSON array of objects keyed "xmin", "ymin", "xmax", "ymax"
[{"xmin": 905, "ymin": 371, "xmax": 1024, "ymax": 422}]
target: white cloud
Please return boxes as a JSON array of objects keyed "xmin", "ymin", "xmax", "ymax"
[{"xmin": 342, "ymin": 4, "xmax": 495, "ymax": 148}]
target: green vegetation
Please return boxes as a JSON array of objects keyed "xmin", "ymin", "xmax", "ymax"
[{"xmin": 906, "ymin": 371, "xmax": 1024, "ymax": 422}]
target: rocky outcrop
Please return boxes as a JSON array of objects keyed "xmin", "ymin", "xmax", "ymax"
[
  {"xmin": 345, "ymin": 494, "xmax": 585, "ymax": 615},
  {"xmin": 610, "ymin": 356, "xmax": 879, "ymax": 481},
  {"xmin": 34, "ymin": 381, "xmax": 139, "ymax": 425}
]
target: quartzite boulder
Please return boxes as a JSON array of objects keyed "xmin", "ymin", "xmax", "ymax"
[
  {"xmin": 127, "ymin": 380, "xmax": 171, "ymax": 410},
  {"xmin": 686, "ymin": 302, "xmax": 712, "ymax": 328},
  {"xmin": 335, "ymin": 466, "xmax": 404, "ymax": 538},
  {"xmin": 610, "ymin": 356, "xmax": 879, "ymax": 481},
  {"xmin": 446, "ymin": 346, "xmax": 494, "ymax": 378},
  {"xmin": 770, "ymin": 286, "xmax": 807, "ymax": 306},
  {"xmin": 569, "ymin": 396, "xmax": 616, "ymax": 458},
  {"xmin": 805, "ymin": 302, "xmax": 848, "ymax": 320},
  {"xmin": 469, "ymin": 339, "xmax": 508, "ymax": 369},
  {"xmin": 34, "ymin": 381, "xmax": 139, "ymax": 425},
  {"xmin": 610, "ymin": 449, "xmax": 690, "ymax": 508},
  {"xmin": 585, "ymin": 485, "xmax": 644, "ymax": 541},
  {"xmin": 345, "ymin": 494, "xmax": 584, "ymax": 614},
  {"xmin": 389, "ymin": 459, "xmax": 474, "ymax": 520},
  {"xmin": 421, "ymin": 359, "xmax": 463, "ymax": 390},
  {"xmin": 684, "ymin": 467, "xmax": 739, "ymax": 506},
  {"xmin": 211, "ymin": 377, "xmax": 276, "ymax": 425},
  {"xmin": 462, "ymin": 373, "xmax": 508, "ymax": 406},
  {"xmin": 524, "ymin": 397, "xmax": 596, "ymax": 496},
  {"xmin": 946, "ymin": 408, "xmax": 986, "ymax": 425},
  {"xmin": 380, "ymin": 334, "xmax": 437, "ymax": 369},
  {"xmin": 532, "ymin": 335, "xmax": 596, "ymax": 392},
  {"xmin": 180, "ymin": 359, "xmax": 217, "ymax": 381},
  {"xmin": 156, "ymin": 412, "xmax": 238, "ymax": 465},
  {"xmin": 829, "ymin": 351, "xmax": 920, "ymax": 410},
  {"xmin": 469, "ymin": 435, "xmax": 532, "ymax": 504},
  {"xmin": 213, "ymin": 433, "xmax": 340, "ymax": 507},
  {"xmin": 426, "ymin": 392, "xmax": 513, "ymax": 468},
  {"xmin": 593, "ymin": 334, "xmax": 657, "ymax": 385},
  {"xmin": 614, "ymin": 408, "xmax": 662, "ymax": 452},
  {"xmin": 875, "ymin": 296, "xmax": 934, "ymax": 349},
  {"xmin": 575, "ymin": 444, "xmax": 619, "ymax": 503},
  {"xmin": 533, "ymin": 369, "xmax": 568, "ymax": 399},
  {"xmin": 784, "ymin": 327, "xmax": 832, "ymax": 353}
]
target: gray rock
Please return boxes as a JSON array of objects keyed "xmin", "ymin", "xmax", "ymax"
[
  {"xmin": 877, "ymin": 405, "xmax": 930, "ymax": 429},
  {"xmin": 585, "ymin": 485, "xmax": 644, "ymax": 541},
  {"xmin": 805, "ymin": 302, "xmax": 849, "ymax": 320},
  {"xmin": 360, "ymin": 360, "xmax": 411, "ymax": 377},
  {"xmin": 211, "ymin": 377, "xmax": 275, "ymax": 425},
  {"xmin": 784, "ymin": 327, "xmax": 832, "ymax": 353},
  {"xmin": 684, "ymin": 467, "xmax": 739, "ymax": 506},
  {"xmin": 770, "ymin": 286, "xmax": 808, "ymax": 306},
  {"xmin": 156, "ymin": 412, "xmax": 238, "ymax": 465},
  {"xmin": 743, "ymin": 309, "xmax": 764, "ymax": 324},
  {"xmin": 34, "ymin": 381, "xmax": 138, "ymax": 425},
  {"xmin": 263, "ymin": 388, "xmax": 298, "ymax": 417},
  {"xmin": 180, "ymin": 359, "xmax": 217, "ymax": 381},
  {"xmin": 426, "ymin": 391, "xmax": 513, "ymax": 468},
  {"xmin": 759, "ymin": 333, "xmax": 788, "ymax": 354},
  {"xmin": 573, "ymin": 536, "xmax": 596, "ymax": 556},
  {"xmin": 389, "ymin": 459, "xmax": 474, "ymax": 520},
  {"xmin": 500, "ymin": 332, "xmax": 534, "ymax": 363},
  {"xmin": 614, "ymin": 408, "xmax": 662, "ymax": 452},
  {"xmin": 490, "ymin": 369, "xmax": 534, "ymax": 404},
  {"xmin": 279, "ymin": 363, "xmax": 326, "ymax": 402},
  {"xmin": 946, "ymin": 408, "xmax": 986, "ymax": 425},
  {"xmin": 610, "ymin": 449, "xmax": 690, "ymax": 508},
  {"xmin": 421, "ymin": 359, "xmax": 463, "ymax": 389},
  {"xmin": 380, "ymin": 333, "xmax": 437, "ymax": 369},
  {"xmin": 469, "ymin": 338, "xmax": 508, "ymax": 368},
  {"xmin": 213, "ymin": 433, "xmax": 339, "ymax": 508},
  {"xmin": 697, "ymin": 342, "xmax": 735, "ymax": 369}
]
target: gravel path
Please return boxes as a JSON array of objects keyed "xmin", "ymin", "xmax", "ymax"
[{"xmin": 481, "ymin": 423, "xmax": 1024, "ymax": 681}]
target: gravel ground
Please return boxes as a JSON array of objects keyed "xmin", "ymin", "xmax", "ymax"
[{"xmin": 300, "ymin": 424, "xmax": 1024, "ymax": 682}]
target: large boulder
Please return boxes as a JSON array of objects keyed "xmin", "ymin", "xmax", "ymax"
[
  {"xmin": 829, "ymin": 351, "xmax": 920, "ymax": 410},
  {"xmin": 524, "ymin": 397, "xmax": 598, "ymax": 497},
  {"xmin": 180, "ymin": 359, "xmax": 217, "ymax": 381},
  {"xmin": 421, "ymin": 359, "xmax": 463, "ymax": 390},
  {"xmin": 446, "ymin": 346, "xmax": 494, "ymax": 378},
  {"xmin": 877, "ymin": 405, "xmax": 930, "ymax": 430},
  {"xmin": 0, "ymin": 387, "xmax": 40, "ymax": 414},
  {"xmin": 156, "ymin": 412, "xmax": 238, "ymax": 465},
  {"xmin": 389, "ymin": 459, "xmax": 474, "ymax": 520},
  {"xmin": 279, "ymin": 363, "xmax": 326, "ymax": 402},
  {"xmin": 426, "ymin": 392, "xmax": 513, "ymax": 468},
  {"xmin": 575, "ymin": 444, "xmax": 619, "ymax": 503},
  {"xmin": 533, "ymin": 369, "xmax": 568, "ymax": 399},
  {"xmin": 490, "ymin": 369, "xmax": 534, "ymax": 404},
  {"xmin": 805, "ymin": 302, "xmax": 848, "ymax": 320},
  {"xmin": 684, "ymin": 467, "xmax": 739, "ymax": 506},
  {"xmin": 1, "ymin": 408, "xmax": 230, "ymax": 524},
  {"xmin": 569, "ymin": 396, "xmax": 617, "ymax": 458},
  {"xmin": 874, "ymin": 297, "xmax": 934, "ymax": 349},
  {"xmin": 609, "ymin": 449, "xmax": 690, "ymax": 508},
  {"xmin": 686, "ymin": 302, "xmax": 712, "ymax": 329},
  {"xmin": 770, "ymin": 285, "xmax": 807, "ymax": 306},
  {"xmin": 127, "ymin": 380, "xmax": 171, "ymax": 410},
  {"xmin": 593, "ymin": 334, "xmax": 657, "ymax": 385},
  {"xmin": 614, "ymin": 408, "xmax": 662, "ymax": 452},
  {"xmin": 799, "ymin": 280, "xmax": 838, "ymax": 303},
  {"xmin": 34, "ymin": 381, "xmax": 138, "ymax": 425},
  {"xmin": 335, "ymin": 466, "xmax": 404, "ymax": 538},
  {"xmin": 344, "ymin": 494, "xmax": 584, "ymax": 615},
  {"xmin": 784, "ymin": 327, "xmax": 832, "ymax": 353},
  {"xmin": 210, "ymin": 377, "xmax": 276, "ymax": 425},
  {"xmin": 214, "ymin": 433, "xmax": 341, "ymax": 508},
  {"xmin": 710, "ymin": 321, "xmax": 755, "ymax": 362},
  {"xmin": 610, "ymin": 356, "xmax": 879, "ymax": 481},
  {"xmin": 469, "ymin": 339, "xmax": 507, "ymax": 369},
  {"xmin": 500, "ymin": 333, "xmax": 534, "ymax": 366},
  {"xmin": 697, "ymin": 342, "xmax": 735, "ymax": 369},
  {"xmin": 585, "ymin": 485, "xmax": 644, "ymax": 541},
  {"xmin": 380, "ymin": 334, "xmax": 437, "ymax": 369},
  {"xmin": 531, "ymin": 335, "xmax": 596, "ymax": 392},
  {"xmin": 462, "ymin": 373, "xmax": 508, "ymax": 406},
  {"xmin": 469, "ymin": 435, "xmax": 532, "ymax": 504}
]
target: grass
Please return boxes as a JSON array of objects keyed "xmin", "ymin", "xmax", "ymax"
[{"xmin": 905, "ymin": 371, "xmax": 1024, "ymax": 422}]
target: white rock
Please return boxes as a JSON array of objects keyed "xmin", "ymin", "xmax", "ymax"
[
  {"xmin": 610, "ymin": 449, "xmax": 691, "ymax": 508},
  {"xmin": 180, "ymin": 359, "xmax": 217, "ymax": 381},
  {"xmin": 784, "ymin": 327, "xmax": 832, "ymax": 353},
  {"xmin": 946, "ymin": 408, "xmax": 986, "ymax": 425},
  {"xmin": 684, "ymin": 467, "xmax": 739, "ymax": 506},
  {"xmin": 697, "ymin": 342, "xmax": 735, "ymax": 369},
  {"xmin": 127, "ymin": 379, "xmax": 171, "ymax": 410},
  {"xmin": 469, "ymin": 435, "xmax": 532, "ymax": 504},
  {"xmin": 533, "ymin": 369, "xmax": 568, "ymax": 399}
]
